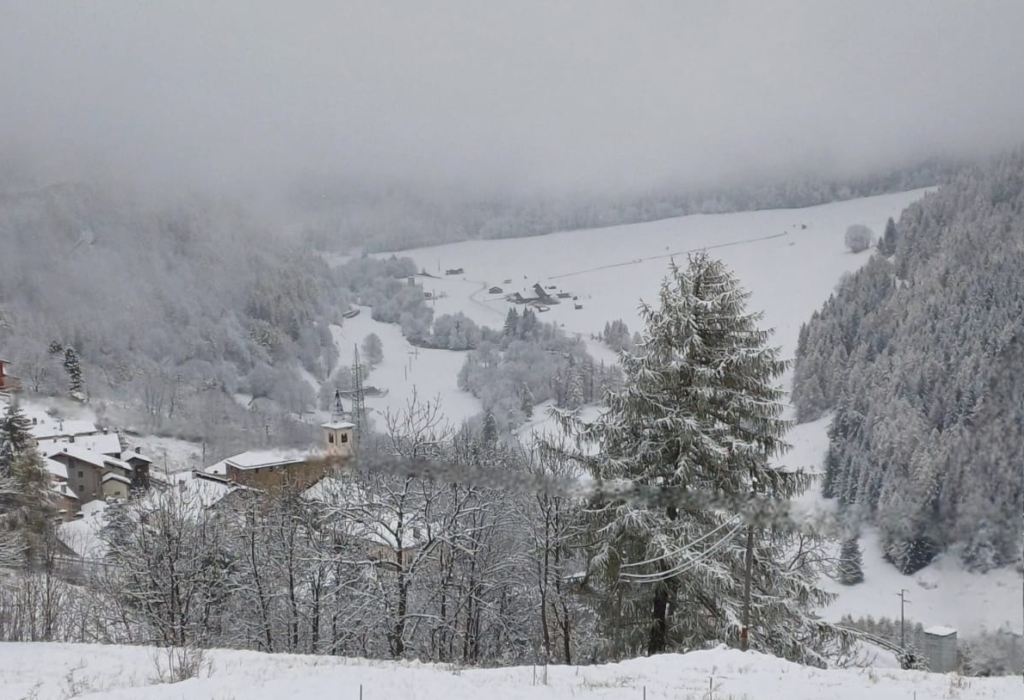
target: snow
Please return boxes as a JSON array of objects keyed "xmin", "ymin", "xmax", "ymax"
[
  {"xmin": 0, "ymin": 642, "xmax": 1017, "ymax": 700},
  {"xmin": 44, "ymin": 457, "xmax": 68, "ymax": 480},
  {"xmin": 124, "ymin": 434, "xmax": 205, "ymax": 474},
  {"xmin": 101, "ymin": 472, "xmax": 131, "ymax": 484},
  {"xmin": 322, "ymin": 420, "xmax": 355, "ymax": 429},
  {"xmin": 784, "ymin": 419, "xmax": 1023, "ymax": 636},
  {"xmin": 392, "ymin": 189, "xmax": 930, "ymax": 372},
  {"xmin": 373, "ymin": 187, "xmax": 1022, "ymax": 637},
  {"xmin": 37, "ymin": 431, "xmax": 123, "ymax": 456},
  {"xmin": 820, "ymin": 527, "xmax": 1023, "ymax": 635},
  {"xmin": 926, "ymin": 626, "xmax": 958, "ymax": 637},
  {"xmin": 28, "ymin": 417, "xmax": 97, "ymax": 440},
  {"xmin": 329, "ymin": 312, "xmax": 482, "ymax": 426},
  {"xmin": 58, "ymin": 501, "xmax": 109, "ymax": 558},
  {"xmin": 223, "ymin": 449, "xmax": 312, "ymax": 470}
]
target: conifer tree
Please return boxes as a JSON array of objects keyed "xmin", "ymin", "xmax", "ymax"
[
  {"xmin": 553, "ymin": 253, "xmax": 841, "ymax": 665},
  {"xmin": 838, "ymin": 538, "xmax": 865, "ymax": 585},
  {"xmin": 881, "ymin": 217, "xmax": 898, "ymax": 256},
  {"xmin": 0, "ymin": 402, "xmax": 34, "ymax": 470},
  {"xmin": 0, "ymin": 403, "xmax": 55, "ymax": 565},
  {"xmin": 482, "ymin": 409, "xmax": 498, "ymax": 446},
  {"xmin": 519, "ymin": 383, "xmax": 535, "ymax": 419},
  {"xmin": 503, "ymin": 307, "xmax": 520, "ymax": 338},
  {"xmin": 63, "ymin": 347, "xmax": 84, "ymax": 395}
]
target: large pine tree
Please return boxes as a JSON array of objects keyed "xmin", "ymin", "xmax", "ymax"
[
  {"xmin": 554, "ymin": 253, "xmax": 840, "ymax": 665},
  {"xmin": 0, "ymin": 402, "xmax": 56, "ymax": 564}
]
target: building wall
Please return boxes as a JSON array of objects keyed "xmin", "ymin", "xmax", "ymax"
[
  {"xmin": 227, "ymin": 460, "xmax": 331, "ymax": 491},
  {"xmin": 53, "ymin": 493, "xmax": 78, "ymax": 520},
  {"xmin": 324, "ymin": 427, "xmax": 354, "ymax": 458},
  {"xmin": 102, "ymin": 480, "xmax": 129, "ymax": 500},
  {"xmin": 59, "ymin": 456, "xmax": 104, "ymax": 504}
]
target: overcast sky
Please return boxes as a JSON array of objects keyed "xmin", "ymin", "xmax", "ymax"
[{"xmin": 2, "ymin": 1, "xmax": 1023, "ymax": 199}]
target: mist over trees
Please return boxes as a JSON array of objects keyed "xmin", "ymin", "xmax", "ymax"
[
  {"xmin": 0, "ymin": 185, "xmax": 440, "ymax": 457},
  {"xmin": 297, "ymin": 160, "xmax": 957, "ymax": 254},
  {"xmin": 792, "ymin": 151, "xmax": 1024, "ymax": 573}
]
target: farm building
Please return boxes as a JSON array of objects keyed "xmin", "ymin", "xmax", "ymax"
[
  {"xmin": 923, "ymin": 626, "xmax": 958, "ymax": 673},
  {"xmin": 0, "ymin": 359, "xmax": 19, "ymax": 394},
  {"xmin": 488, "ymin": 286, "xmax": 503, "ymax": 294}
]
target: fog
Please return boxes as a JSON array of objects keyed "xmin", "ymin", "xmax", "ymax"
[{"xmin": 2, "ymin": 1, "xmax": 1024, "ymax": 200}]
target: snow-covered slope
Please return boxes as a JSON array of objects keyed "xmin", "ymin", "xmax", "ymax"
[
  {"xmin": 394, "ymin": 188, "xmax": 930, "ymax": 367},
  {"xmin": 786, "ymin": 419, "xmax": 1023, "ymax": 635},
  {"xmin": 1, "ymin": 642, "xmax": 1016, "ymax": 700}
]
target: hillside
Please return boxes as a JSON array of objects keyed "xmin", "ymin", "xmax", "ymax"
[
  {"xmin": 792, "ymin": 152, "xmax": 1024, "ymax": 575},
  {"xmin": 1, "ymin": 642, "xmax": 1017, "ymax": 700}
]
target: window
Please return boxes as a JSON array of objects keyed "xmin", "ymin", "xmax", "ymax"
[
  {"xmin": 78, "ymin": 471, "xmax": 84, "ymax": 478},
  {"xmin": 341, "ymin": 433, "xmax": 349, "ymax": 443},
  {"xmin": 328, "ymin": 433, "xmax": 335, "ymax": 444}
]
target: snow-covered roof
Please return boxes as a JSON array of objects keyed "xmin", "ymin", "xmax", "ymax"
[
  {"xmin": 102, "ymin": 472, "xmax": 131, "ymax": 484},
  {"xmin": 302, "ymin": 475, "xmax": 363, "ymax": 504},
  {"xmin": 121, "ymin": 449, "xmax": 153, "ymax": 463},
  {"xmin": 224, "ymin": 449, "xmax": 314, "ymax": 471},
  {"xmin": 102, "ymin": 456, "xmax": 132, "ymax": 473},
  {"xmin": 37, "ymin": 432, "xmax": 122, "ymax": 457},
  {"xmin": 52, "ymin": 483, "xmax": 78, "ymax": 500},
  {"xmin": 162, "ymin": 470, "xmax": 245, "ymax": 510},
  {"xmin": 59, "ymin": 501, "xmax": 108, "ymax": 558},
  {"xmin": 50, "ymin": 445, "xmax": 109, "ymax": 469},
  {"xmin": 28, "ymin": 418, "xmax": 97, "ymax": 440},
  {"xmin": 48, "ymin": 446, "xmax": 133, "ymax": 476},
  {"xmin": 44, "ymin": 458, "xmax": 68, "ymax": 480},
  {"xmin": 321, "ymin": 421, "xmax": 355, "ymax": 430},
  {"xmin": 924, "ymin": 626, "xmax": 957, "ymax": 637}
]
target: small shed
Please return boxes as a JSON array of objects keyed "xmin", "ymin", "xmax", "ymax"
[
  {"xmin": 923, "ymin": 626, "xmax": 958, "ymax": 673},
  {"xmin": 488, "ymin": 286, "xmax": 503, "ymax": 294}
]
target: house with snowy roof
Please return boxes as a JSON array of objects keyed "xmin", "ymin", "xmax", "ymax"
[
  {"xmin": 209, "ymin": 421, "xmax": 356, "ymax": 491},
  {"xmin": 47, "ymin": 444, "xmax": 150, "ymax": 512},
  {"xmin": 302, "ymin": 475, "xmax": 434, "ymax": 568}
]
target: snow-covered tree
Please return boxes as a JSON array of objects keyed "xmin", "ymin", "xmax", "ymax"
[
  {"xmin": 878, "ymin": 217, "xmax": 899, "ymax": 256},
  {"xmin": 837, "ymin": 538, "xmax": 865, "ymax": 585},
  {"xmin": 552, "ymin": 253, "xmax": 840, "ymax": 665},
  {"xmin": 0, "ymin": 403, "xmax": 56, "ymax": 565},
  {"xmin": 0, "ymin": 402, "xmax": 33, "ymax": 470},
  {"xmin": 62, "ymin": 347, "xmax": 84, "ymax": 396},
  {"xmin": 362, "ymin": 333, "xmax": 384, "ymax": 367},
  {"xmin": 844, "ymin": 224, "xmax": 874, "ymax": 253}
]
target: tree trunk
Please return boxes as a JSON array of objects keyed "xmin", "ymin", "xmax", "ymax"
[{"xmin": 648, "ymin": 575, "xmax": 670, "ymax": 655}]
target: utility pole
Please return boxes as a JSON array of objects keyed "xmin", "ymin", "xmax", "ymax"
[
  {"xmin": 740, "ymin": 524, "xmax": 754, "ymax": 651},
  {"xmin": 350, "ymin": 345, "xmax": 366, "ymax": 448},
  {"xmin": 897, "ymin": 589, "xmax": 911, "ymax": 648}
]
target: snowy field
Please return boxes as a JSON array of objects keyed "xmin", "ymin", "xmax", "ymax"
[
  {"xmin": 1, "ymin": 642, "xmax": 1017, "ymax": 700},
  {"xmin": 320, "ymin": 190, "xmax": 927, "ymax": 431},
  {"xmin": 392, "ymin": 189, "xmax": 930, "ymax": 368},
  {"xmin": 329, "ymin": 311, "xmax": 482, "ymax": 427}
]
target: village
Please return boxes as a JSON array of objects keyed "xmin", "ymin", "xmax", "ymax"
[{"xmin": 0, "ymin": 358, "xmax": 429, "ymax": 568}]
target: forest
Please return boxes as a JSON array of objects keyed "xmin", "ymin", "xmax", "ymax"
[{"xmin": 792, "ymin": 151, "xmax": 1024, "ymax": 574}]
